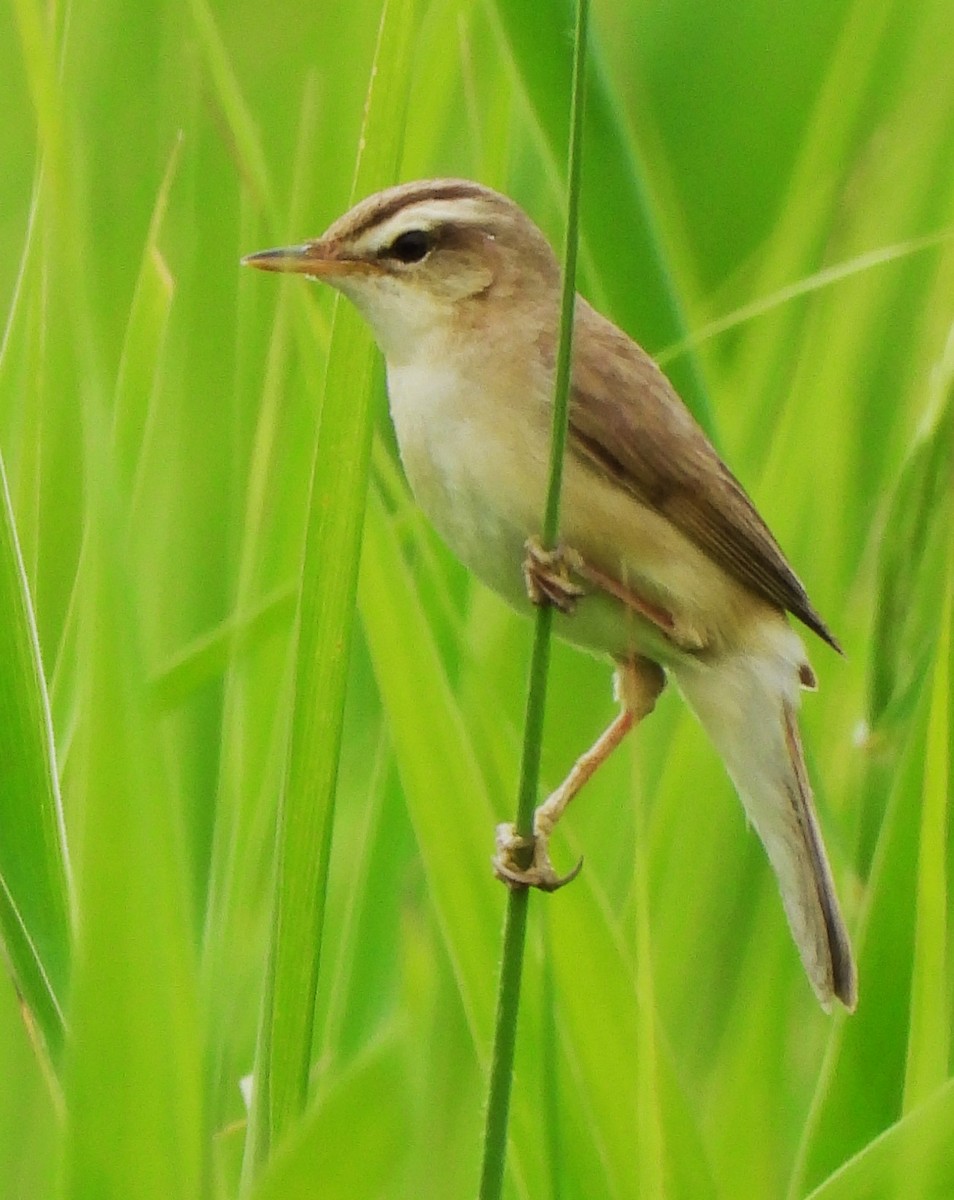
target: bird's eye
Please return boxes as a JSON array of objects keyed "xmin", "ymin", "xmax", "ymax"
[{"xmin": 386, "ymin": 229, "xmax": 432, "ymax": 264}]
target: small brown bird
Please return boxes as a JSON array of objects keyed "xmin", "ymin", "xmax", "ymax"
[{"xmin": 244, "ymin": 179, "xmax": 857, "ymax": 1011}]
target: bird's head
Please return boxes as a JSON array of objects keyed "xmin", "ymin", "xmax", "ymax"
[{"xmin": 243, "ymin": 179, "xmax": 560, "ymax": 360}]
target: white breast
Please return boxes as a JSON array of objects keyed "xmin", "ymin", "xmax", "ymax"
[{"xmin": 386, "ymin": 352, "xmax": 550, "ymax": 608}]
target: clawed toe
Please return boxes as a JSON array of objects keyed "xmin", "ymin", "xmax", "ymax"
[
  {"xmin": 522, "ymin": 537, "xmax": 587, "ymax": 614},
  {"xmin": 492, "ymin": 822, "xmax": 583, "ymax": 893}
]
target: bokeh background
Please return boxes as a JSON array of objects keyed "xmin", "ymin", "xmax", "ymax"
[{"xmin": 1, "ymin": 0, "xmax": 952, "ymax": 1197}]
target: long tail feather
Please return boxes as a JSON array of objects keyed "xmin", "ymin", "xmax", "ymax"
[{"xmin": 674, "ymin": 628, "xmax": 857, "ymax": 1010}]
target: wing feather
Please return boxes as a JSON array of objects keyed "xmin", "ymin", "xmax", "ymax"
[{"xmin": 569, "ymin": 301, "xmax": 841, "ymax": 652}]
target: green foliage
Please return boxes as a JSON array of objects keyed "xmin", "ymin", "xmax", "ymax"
[
  {"xmin": 1, "ymin": 0, "xmax": 952, "ymax": 1196},
  {"xmin": 0, "ymin": 458, "xmax": 69, "ymax": 1065},
  {"xmin": 244, "ymin": 0, "xmax": 419, "ymax": 1173}
]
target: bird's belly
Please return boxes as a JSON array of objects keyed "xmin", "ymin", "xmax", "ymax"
[
  {"xmin": 391, "ymin": 378, "xmax": 542, "ymax": 609},
  {"xmin": 403, "ymin": 438, "xmax": 649, "ymax": 657},
  {"xmin": 387, "ymin": 363, "xmax": 761, "ymax": 664}
]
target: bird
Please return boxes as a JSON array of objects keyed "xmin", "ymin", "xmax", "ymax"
[{"xmin": 243, "ymin": 178, "xmax": 857, "ymax": 1011}]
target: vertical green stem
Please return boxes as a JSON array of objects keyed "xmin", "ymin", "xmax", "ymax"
[{"xmin": 478, "ymin": 1, "xmax": 589, "ymax": 1196}]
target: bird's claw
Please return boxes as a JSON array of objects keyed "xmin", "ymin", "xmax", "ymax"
[
  {"xmin": 492, "ymin": 822, "xmax": 584, "ymax": 893},
  {"xmin": 523, "ymin": 537, "xmax": 587, "ymax": 614}
]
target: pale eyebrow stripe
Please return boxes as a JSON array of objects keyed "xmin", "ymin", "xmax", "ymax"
[{"xmin": 347, "ymin": 181, "xmax": 489, "ymax": 239}]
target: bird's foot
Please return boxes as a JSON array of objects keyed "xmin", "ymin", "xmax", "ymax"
[
  {"xmin": 492, "ymin": 822, "xmax": 583, "ymax": 893},
  {"xmin": 523, "ymin": 537, "xmax": 587, "ymax": 613}
]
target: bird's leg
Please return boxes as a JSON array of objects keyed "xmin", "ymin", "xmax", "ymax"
[
  {"xmin": 573, "ymin": 559, "xmax": 707, "ymax": 650},
  {"xmin": 494, "ymin": 657, "xmax": 666, "ymax": 892},
  {"xmin": 522, "ymin": 536, "xmax": 705, "ymax": 650}
]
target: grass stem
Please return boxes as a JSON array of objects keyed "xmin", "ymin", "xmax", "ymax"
[{"xmin": 478, "ymin": 1, "xmax": 589, "ymax": 1195}]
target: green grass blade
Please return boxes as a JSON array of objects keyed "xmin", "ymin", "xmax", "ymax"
[
  {"xmin": 64, "ymin": 469, "xmax": 206, "ymax": 1200},
  {"xmin": 248, "ymin": 1030, "xmax": 410, "ymax": 1200},
  {"xmin": 246, "ymin": 299, "xmax": 376, "ymax": 1165},
  {"xmin": 728, "ymin": 0, "xmax": 898, "ymax": 459},
  {"xmin": 358, "ymin": 486, "xmax": 501, "ymax": 1045},
  {"xmin": 0, "ymin": 453, "xmax": 70, "ymax": 1065},
  {"xmin": 187, "ymin": 0, "xmax": 277, "ymax": 220},
  {"xmin": 805, "ymin": 1079, "xmax": 954, "ymax": 1200},
  {"xmin": 857, "ymin": 359, "xmax": 953, "ymax": 869},
  {"xmin": 12, "ymin": 0, "xmax": 208, "ymax": 1190},
  {"xmin": 789, "ymin": 685, "xmax": 934, "ymax": 1196},
  {"xmin": 114, "ymin": 136, "xmax": 181, "ymax": 504},
  {"xmin": 868, "ymin": 372, "xmax": 954, "ymax": 729},
  {"xmin": 903, "ymin": 570, "xmax": 951, "ymax": 1109},
  {"xmin": 245, "ymin": 0, "xmax": 419, "ymax": 1173},
  {"xmin": 201, "ymin": 78, "xmax": 324, "ymax": 1125},
  {"xmin": 150, "ymin": 584, "xmax": 296, "ymax": 711}
]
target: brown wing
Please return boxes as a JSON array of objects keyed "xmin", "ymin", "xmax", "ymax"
[{"xmin": 569, "ymin": 302, "xmax": 841, "ymax": 653}]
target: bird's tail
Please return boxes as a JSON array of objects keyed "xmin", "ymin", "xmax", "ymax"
[{"xmin": 673, "ymin": 626, "xmax": 856, "ymax": 1011}]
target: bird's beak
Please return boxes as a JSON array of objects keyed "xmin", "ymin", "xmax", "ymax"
[{"xmin": 241, "ymin": 241, "xmax": 368, "ymax": 278}]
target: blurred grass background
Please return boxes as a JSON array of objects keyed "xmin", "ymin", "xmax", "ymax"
[{"xmin": 1, "ymin": 0, "xmax": 952, "ymax": 1197}]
